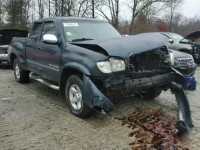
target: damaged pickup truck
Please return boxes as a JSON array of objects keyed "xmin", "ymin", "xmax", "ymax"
[{"xmin": 8, "ymin": 17, "xmax": 193, "ymax": 134}]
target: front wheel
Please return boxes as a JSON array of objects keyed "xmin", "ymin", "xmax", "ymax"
[
  {"xmin": 65, "ymin": 75, "xmax": 92, "ymax": 117},
  {"xmin": 13, "ymin": 58, "xmax": 29, "ymax": 83}
]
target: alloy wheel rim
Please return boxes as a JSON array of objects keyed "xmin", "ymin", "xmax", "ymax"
[
  {"xmin": 69, "ymin": 84, "xmax": 83, "ymax": 110},
  {"xmin": 15, "ymin": 64, "xmax": 20, "ymax": 79}
]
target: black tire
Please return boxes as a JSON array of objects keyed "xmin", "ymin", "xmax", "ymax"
[
  {"xmin": 140, "ymin": 88, "xmax": 162, "ymax": 100},
  {"xmin": 13, "ymin": 58, "xmax": 29, "ymax": 83},
  {"xmin": 65, "ymin": 75, "xmax": 92, "ymax": 117}
]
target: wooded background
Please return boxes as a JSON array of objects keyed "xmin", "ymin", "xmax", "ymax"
[{"xmin": 0, "ymin": 0, "xmax": 199, "ymax": 35}]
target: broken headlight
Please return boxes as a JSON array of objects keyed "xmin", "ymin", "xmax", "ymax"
[
  {"xmin": 168, "ymin": 51, "xmax": 175, "ymax": 66},
  {"xmin": 97, "ymin": 58, "xmax": 125, "ymax": 73}
]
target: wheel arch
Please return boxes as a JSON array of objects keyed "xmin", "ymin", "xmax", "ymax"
[
  {"xmin": 10, "ymin": 53, "xmax": 17, "ymax": 69},
  {"xmin": 59, "ymin": 63, "xmax": 91, "ymax": 98}
]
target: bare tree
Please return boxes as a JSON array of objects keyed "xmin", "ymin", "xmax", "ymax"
[
  {"xmin": 48, "ymin": 0, "xmax": 51, "ymax": 17},
  {"xmin": 4, "ymin": 0, "xmax": 31, "ymax": 29},
  {"xmin": 127, "ymin": 0, "xmax": 165, "ymax": 34},
  {"xmin": 49, "ymin": 0, "xmax": 91, "ymax": 17},
  {"xmin": 0, "ymin": 0, "xmax": 5, "ymax": 29},
  {"xmin": 30, "ymin": 0, "xmax": 36, "ymax": 23},
  {"xmin": 91, "ymin": 0, "xmax": 94, "ymax": 18},
  {"xmin": 38, "ymin": 0, "xmax": 44, "ymax": 18},
  {"xmin": 165, "ymin": 0, "xmax": 183, "ymax": 31},
  {"xmin": 143, "ymin": 3, "xmax": 167, "ymax": 24},
  {"xmin": 95, "ymin": 0, "xmax": 120, "ymax": 29}
]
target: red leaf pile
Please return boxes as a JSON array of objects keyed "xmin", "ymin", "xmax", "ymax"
[{"xmin": 116, "ymin": 108, "xmax": 189, "ymax": 150}]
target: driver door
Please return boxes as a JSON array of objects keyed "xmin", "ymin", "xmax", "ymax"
[{"xmin": 35, "ymin": 21, "xmax": 61, "ymax": 83}]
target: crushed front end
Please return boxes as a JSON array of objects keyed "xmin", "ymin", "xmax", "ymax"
[{"xmin": 83, "ymin": 46, "xmax": 193, "ymax": 135}]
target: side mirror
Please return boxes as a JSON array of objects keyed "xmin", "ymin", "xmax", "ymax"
[
  {"xmin": 43, "ymin": 34, "xmax": 58, "ymax": 44},
  {"xmin": 169, "ymin": 38, "xmax": 174, "ymax": 44}
]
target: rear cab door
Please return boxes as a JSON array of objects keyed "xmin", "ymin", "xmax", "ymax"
[{"xmin": 26, "ymin": 22, "xmax": 43, "ymax": 74}]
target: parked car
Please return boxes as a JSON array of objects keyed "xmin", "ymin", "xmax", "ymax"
[
  {"xmin": 169, "ymin": 49, "xmax": 196, "ymax": 76},
  {"xmin": 8, "ymin": 17, "xmax": 193, "ymax": 134},
  {"xmin": 161, "ymin": 31, "xmax": 200, "ymax": 63},
  {"xmin": 0, "ymin": 29, "xmax": 28, "ymax": 65},
  {"xmin": 0, "ymin": 45, "xmax": 9, "ymax": 65}
]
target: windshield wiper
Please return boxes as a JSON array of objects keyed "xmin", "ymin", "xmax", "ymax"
[{"xmin": 71, "ymin": 38, "xmax": 94, "ymax": 42}]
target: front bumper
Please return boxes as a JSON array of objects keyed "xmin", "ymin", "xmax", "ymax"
[
  {"xmin": 0, "ymin": 54, "xmax": 8, "ymax": 62},
  {"xmin": 174, "ymin": 64, "xmax": 197, "ymax": 76},
  {"xmin": 83, "ymin": 69, "xmax": 193, "ymax": 134},
  {"xmin": 83, "ymin": 72, "xmax": 175, "ymax": 112},
  {"xmin": 107, "ymin": 73, "xmax": 173, "ymax": 93}
]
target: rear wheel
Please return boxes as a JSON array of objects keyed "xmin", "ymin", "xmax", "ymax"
[
  {"xmin": 13, "ymin": 58, "xmax": 29, "ymax": 83},
  {"xmin": 65, "ymin": 75, "xmax": 92, "ymax": 117},
  {"xmin": 140, "ymin": 88, "xmax": 162, "ymax": 100}
]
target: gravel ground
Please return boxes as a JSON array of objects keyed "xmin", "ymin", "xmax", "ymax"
[{"xmin": 0, "ymin": 64, "xmax": 199, "ymax": 150}]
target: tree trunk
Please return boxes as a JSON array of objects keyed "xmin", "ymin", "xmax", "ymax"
[
  {"xmin": 115, "ymin": 0, "xmax": 119, "ymax": 29},
  {"xmin": 92, "ymin": 0, "xmax": 94, "ymax": 18},
  {"xmin": 49, "ymin": 0, "xmax": 51, "ymax": 17}
]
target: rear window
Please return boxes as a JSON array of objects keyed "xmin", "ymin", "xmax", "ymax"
[{"xmin": 29, "ymin": 23, "xmax": 42, "ymax": 40}]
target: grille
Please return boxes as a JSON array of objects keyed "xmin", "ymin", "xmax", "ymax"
[
  {"xmin": 176, "ymin": 58, "xmax": 194, "ymax": 67},
  {"xmin": 0, "ymin": 48, "xmax": 7, "ymax": 54},
  {"xmin": 129, "ymin": 47, "xmax": 169, "ymax": 72}
]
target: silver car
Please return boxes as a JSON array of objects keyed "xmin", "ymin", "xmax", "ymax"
[
  {"xmin": 161, "ymin": 31, "xmax": 200, "ymax": 63},
  {"xmin": 0, "ymin": 29, "xmax": 28, "ymax": 65},
  {"xmin": 0, "ymin": 45, "xmax": 9, "ymax": 64}
]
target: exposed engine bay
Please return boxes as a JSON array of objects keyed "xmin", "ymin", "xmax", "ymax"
[{"xmin": 128, "ymin": 46, "xmax": 170, "ymax": 78}]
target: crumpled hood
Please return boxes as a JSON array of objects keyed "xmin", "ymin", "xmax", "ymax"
[
  {"xmin": 71, "ymin": 33, "xmax": 169, "ymax": 58},
  {"xmin": 182, "ymin": 31, "xmax": 200, "ymax": 42}
]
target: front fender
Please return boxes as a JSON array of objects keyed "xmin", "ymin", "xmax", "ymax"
[
  {"xmin": 60, "ymin": 62, "xmax": 91, "ymax": 76},
  {"xmin": 83, "ymin": 75, "xmax": 115, "ymax": 112},
  {"xmin": 59, "ymin": 62, "xmax": 91, "ymax": 97}
]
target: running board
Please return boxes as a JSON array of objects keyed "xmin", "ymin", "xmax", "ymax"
[{"xmin": 30, "ymin": 73, "xmax": 59, "ymax": 90}]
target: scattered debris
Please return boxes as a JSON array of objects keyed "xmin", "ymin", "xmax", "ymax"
[{"xmin": 116, "ymin": 108, "xmax": 189, "ymax": 150}]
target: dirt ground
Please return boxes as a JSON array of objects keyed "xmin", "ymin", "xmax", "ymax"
[{"xmin": 0, "ymin": 64, "xmax": 200, "ymax": 150}]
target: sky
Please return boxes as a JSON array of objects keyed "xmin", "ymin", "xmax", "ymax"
[
  {"xmin": 117, "ymin": 0, "xmax": 200, "ymax": 22},
  {"xmin": 182, "ymin": 0, "xmax": 200, "ymax": 18}
]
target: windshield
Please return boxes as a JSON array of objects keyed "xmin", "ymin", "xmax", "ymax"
[
  {"xmin": 168, "ymin": 33, "xmax": 184, "ymax": 42},
  {"xmin": 62, "ymin": 20, "xmax": 121, "ymax": 42}
]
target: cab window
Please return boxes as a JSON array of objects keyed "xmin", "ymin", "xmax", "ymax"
[{"xmin": 29, "ymin": 23, "xmax": 42, "ymax": 40}]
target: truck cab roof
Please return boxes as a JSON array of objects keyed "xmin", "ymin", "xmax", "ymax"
[{"xmin": 34, "ymin": 17, "xmax": 107, "ymax": 23}]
